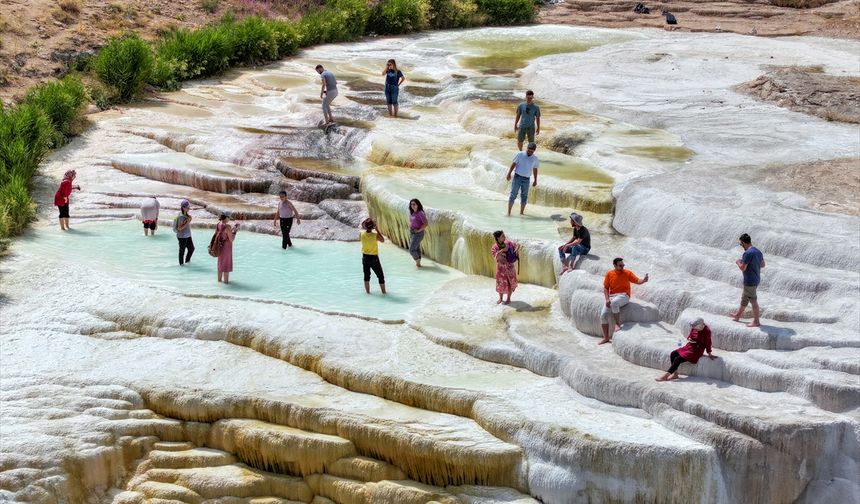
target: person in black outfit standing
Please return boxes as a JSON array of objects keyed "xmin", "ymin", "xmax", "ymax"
[{"xmin": 273, "ymin": 190, "xmax": 301, "ymax": 249}]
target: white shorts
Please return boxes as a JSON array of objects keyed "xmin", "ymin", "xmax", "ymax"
[{"xmin": 600, "ymin": 293, "xmax": 630, "ymax": 323}]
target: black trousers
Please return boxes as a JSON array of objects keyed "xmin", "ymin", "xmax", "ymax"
[
  {"xmin": 178, "ymin": 237, "xmax": 195, "ymax": 265},
  {"xmin": 362, "ymin": 254, "xmax": 385, "ymax": 283},
  {"xmin": 280, "ymin": 217, "xmax": 294, "ymax": 248},
  {"xmin": 668, "ymin": 350, "xmax": 688, "ymax": 374}
]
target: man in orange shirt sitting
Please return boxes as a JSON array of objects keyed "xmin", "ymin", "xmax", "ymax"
[{"xmin": 599, "ymin": 257, "xmax": 649, "ymax": 345}]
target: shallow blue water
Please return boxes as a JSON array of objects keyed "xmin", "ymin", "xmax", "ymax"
[{"xmin": 21, "ymin": 221, "xmax": 463, "ymax": 320}]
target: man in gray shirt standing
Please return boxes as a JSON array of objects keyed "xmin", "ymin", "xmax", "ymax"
[
  {"xmin": 315, "ymin": 64, "xmax": 338, "ymax": 125},
  {"xmin": 514, "ymin": 90, "xmax": 541, "ymax": 151}
]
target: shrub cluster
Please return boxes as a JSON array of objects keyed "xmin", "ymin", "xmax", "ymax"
[{"xmin": 93, "ymin": 33, "xmax": 154, "ymax": 102}]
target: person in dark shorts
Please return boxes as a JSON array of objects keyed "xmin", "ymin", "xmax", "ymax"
[
  {"xmin": 655, "ymin": 318, "xmax": 717, "ymax": 381},
  {"xmin": 731, "ymin": 233, "xmax": 765, "ymax": 327},
  {"xmin": 53, "ymin": 169, "xmax": 81, "ymax": 231},
  {"xmin": 360, "ymin": 218, "xmax": 386, "ymax": 295},
  {"xmin": 273, "ymin": 191, "xmax": 301, "ymax": 249},
  {"xmin": 174, "ymin": 199, "xmax": 194, "ymax": 266},
  {"xmin": 140, "ymin": 196, "xmax": 160, "ymax": 236},
  {"xmin": 559, "ymin": 212, "xmax": 591, "ymax": 274},
  {"xmin": 382, "ymin": 59, "xmax": 405, "ymax": 118},
  {"xmin": 514, "ymin": 90, "xmax": 541, "ymax": 151}
]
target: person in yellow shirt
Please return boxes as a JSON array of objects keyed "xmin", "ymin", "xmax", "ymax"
[{"xmin": 360, "ymin": 218, "xmax": 386, "ymax": 295}]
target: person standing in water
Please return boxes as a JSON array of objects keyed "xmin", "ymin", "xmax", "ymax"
[
  {"xmin": 731, "ymin": 233, "xmax": 765, "ymax": 327},
  {"xmin": 360, "ymin": 218, "xmax": 386, "ymax": 295},
  {"xmin": 175, "ymin": 199, "xmax": 194, "ymax": 266},
  {"xmin": 514, "ymin": 90, "xmax": 541, "ymax": 151},
  {"xmin": 408, "ymin": 198, "xmax": 428, "ymax": 268},
  {"xmin": 656, "ymin": 318, "xmax": 717, "ymax": 382},
  {"xmin": 216, "ymin": 214, "xmax": 239, "ymax": 284},
  {"xmin": 505, "ymin": 142, "xmax": 539, "ymax": 216},
  {"xmin": 53, "ymin": 169, "xmax": 81, "ymax": 231},
  {"xmin": 316, "ymin": 64, "xmax": 338, "ymax": 125},
  {"xmin": 273, "ymin": 191, "xmax": 301, "ymax": 249},
  {"xmin": 382, "ymin": 59, "xmax": 405, "ymax": 118},
  {"xmin": 491, "ymin": 230, "xmax": 519, "ymax": 305},
  {"xmin": 140, "ymin": 196, "xmax": 160, "ymax": 236}
]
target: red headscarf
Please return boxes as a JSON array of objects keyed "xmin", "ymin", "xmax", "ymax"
[{"xmin": 63, "ymin": 170, "xmax": 76, "ymax": 181}]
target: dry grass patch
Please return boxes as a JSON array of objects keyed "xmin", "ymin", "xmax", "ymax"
[
  {"xmin": 0, "ymin": 13, "xmax": 26, "ymax": 35},
  {"xmin": 58, "ymin": 0, "xmax": 83, "ymax": 14}
]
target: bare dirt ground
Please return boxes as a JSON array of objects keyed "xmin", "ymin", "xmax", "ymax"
[
  {"xmin": 539, "ymin": 0, "xmax": 860, "ymax": 38},
  {"xmin": 757, "ymin": 157, "xmax": 860, "ymax": 215}
]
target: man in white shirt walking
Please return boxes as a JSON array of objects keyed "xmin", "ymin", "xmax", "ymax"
[{"xmin": 505, "ymin": 142, "xmax": 540, "ymax": 216}]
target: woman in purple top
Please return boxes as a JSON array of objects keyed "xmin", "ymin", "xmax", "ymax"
[
  {"xmin": 216, "ymin": 214, "xmax": 239, "ymax": 284},
  {"xmin": 408, "ymin": 198, "xmax": 428, "ymax": 267}
]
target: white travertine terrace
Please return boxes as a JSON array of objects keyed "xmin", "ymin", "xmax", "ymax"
[{"xmin": 1, "ymin": 26, "xmax": 858, "ymax": 504}]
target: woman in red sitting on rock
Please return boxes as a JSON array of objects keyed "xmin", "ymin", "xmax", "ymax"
[{"xmin": 656, "ymin": 317, "xmax": 717, "ymax": 381}]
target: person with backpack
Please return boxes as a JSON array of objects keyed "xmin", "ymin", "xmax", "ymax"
[
  {"xmin": 213, "ymin": 214, "xmax": 239, "ymax": 284},
  {"xmin": 491, "ymin": 230, "xmax": 519, "ymax": 305},
  {"xmin": 360, "ymin": 218, "xmax": 386, "ymax": 295},
  {"xmin": 174, "ymin": 200, "xmax": 194, "ymax": 266}
]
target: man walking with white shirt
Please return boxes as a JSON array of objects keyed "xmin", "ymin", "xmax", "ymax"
[{"xmin": 505, "ymin": 142, "xmax": 539, "ymax": 216}]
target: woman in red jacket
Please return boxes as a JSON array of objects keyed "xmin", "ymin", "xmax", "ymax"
[
  {"xmin": 656, "ymin": 318, "xmax": 717, "ymax": 381},
  {"xmin": 53, "ymin": 170, "xmax": 80, "ymax": 231}
]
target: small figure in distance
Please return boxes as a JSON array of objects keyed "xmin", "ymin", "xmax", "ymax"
[
  {"xmin": 656, "ymin": 317, "xmax": 717, "ymax": 382},
  {"xmin": 491, "ymin": 230, "xmax": 520, "ymax": 305},
  {"xmin": 360, "ymin": 218, "xmax": 387, "ymax": 295},
  {"xmin": 599, "ymin": 257, "xmax": 649, "ymax": 345},
  {"xmin": 408, "ymin": 198, "xmax": 428, "ymax": 268},
  {"xmin": 382, "ymin": 59, "xmax": 405, "ymax": 118},
  {"xmin": 316, "ymin": 64, "xmax": 338, "ymax": 126},
  {"xmin": 216, "ymin": 214, "xmax": 240, "ymax": 284},
  {"xmin": 174, "ymin": 199, "xmax": 194, "ymax": 266},
  {"xmin": 506, "ymin": 142, "xmax": 540, "ymax": 216},
  {"xmin": 514, "ymin": 90, "xmax": 541, "ymax": 152},
  {"xmin": 662, "ymin": 10, "xmax": 677, "ymax": 25},
  {"xmin": 140, "ymin": 196, "xmax": 160, "ymax": 236},
  {"xmin": 54, "ymin": 169, "xmax": 81, "ymax": 231},
  {"xmin": 273, "ymin": 190, "xmax": 301, "ymax": 250},
  {"xmin": 633, "ymin": 3, "xmax": 650, "ymax": 14},
  {"xmin": 731, "ymin": 233, "xmax": 765, "ymax": 327},
  {"xmin": 559, "ymin": 212, "xmax": 590, "ymax": 275}
]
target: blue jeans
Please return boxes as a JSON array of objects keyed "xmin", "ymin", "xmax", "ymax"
[
  {"xmin": 559, "ymin": 244, "xmax": 589, "ymax": 265},
  {"xmin": 385, "ymin": 85, "xmax": 399, "ymax": 105},
  {"xmin": 509, "ymin": 174, "xmax": 530, "ymax": 205}
]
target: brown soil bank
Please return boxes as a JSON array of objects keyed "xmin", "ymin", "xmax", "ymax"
[
  {"xmin": 538, "ymin": 0, "xmax": 860, "ymax": 39},
  {"xmin": 737, "ymin": 66, "xmax": 860, "ymax": 123},
  {"xmin": 758, "ymin": 157, "xmax": 860, "ymax": 215}
]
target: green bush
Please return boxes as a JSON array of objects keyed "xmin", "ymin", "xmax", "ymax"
[
  {"xmin": 367, "ymin": 0, "xmax": 429, "ymax": 35},
  {"xmin": 298, "ymin": 1, "xmax": 368, "ymax": 46},
  {"xmin": 0, "ymin": 174, "xmax": 36, "ymax": 237},
  {"xmin": 428, "ymin": 0, "xmax": 484, "ymax": 29},
  {"xmin": 23, "ymin": 75, "xmax": 87, "ymax": 143},
  {"xmin": 93, "ymin": 33, "xmax": 154, "ymax": 102},
  {"xmin": 328, "ymin": 0, "xmax": 371, "ymax": 40},
  {"xmin": 269, "ymin": 20, "xmax": 299, "ymax": 57},
  {"xmin": 0, "ymin": 104, "xmax": 53, "ymax": 181},
  {"xmin": 225, "ymin": 16, "xmax": 279, "ymax": 64},
  {"xmin": 474, "ymin": 0, "xmax": 535, "ymax": 25},
  {"xmin": 200, "ymin": 0, "xmax": 220, "ymax": 14},
  {"xmin": 155, "ymin": 25, "xmax": 231, "ymax": 81}
]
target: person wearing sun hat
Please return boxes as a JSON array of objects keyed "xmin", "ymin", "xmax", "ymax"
[{"xmin": 558, "ymin": 212, "xmax": 590, "ymax": 274}]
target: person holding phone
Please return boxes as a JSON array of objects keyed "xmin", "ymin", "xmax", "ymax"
[
  {"xmin": 598, "ymin": 257, "xmax": 649, "ymax": 345},
  {"xmin": 216, "ymin": 214, "xmax": 240, "ymax": 284},
  {"xmin": 382, "ymin": 59, "xmax": 405, "ymax": 118}
]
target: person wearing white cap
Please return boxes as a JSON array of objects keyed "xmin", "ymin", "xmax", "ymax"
[
  {"xmin": 174, "ymin": 199, "xmax": 194, "ymax": 265},
  {"xmin": 559, "ymin": 212, "xmax": 590, "ymax": 274},
  {"xmin": 505, "ymin": 142, "xmax": 539, "ymax": 216}
]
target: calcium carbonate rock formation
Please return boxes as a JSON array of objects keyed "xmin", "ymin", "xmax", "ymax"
[{"xmin": 2, "ymin": 25, "xmax": 858, "ymax": 504}]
